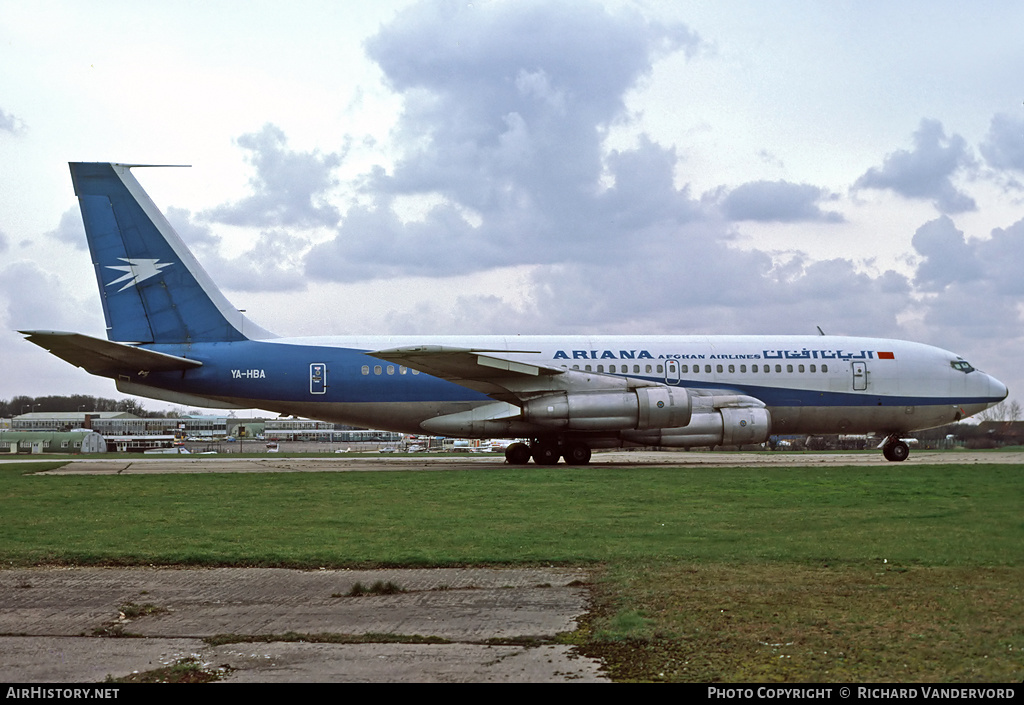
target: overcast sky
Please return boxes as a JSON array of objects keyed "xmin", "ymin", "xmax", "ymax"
[{"xmin": 1, "ymin": 0, "xmax": 1022, "ymax": 415}]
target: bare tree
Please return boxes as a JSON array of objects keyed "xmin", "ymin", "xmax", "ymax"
[
  {"xmin": 1008, "ymin": 400, "xmax": 1022, "ymax": 422},
  {"xmin": 977, "ymin": 401, "xmax": 1007, "ymax": 423}
]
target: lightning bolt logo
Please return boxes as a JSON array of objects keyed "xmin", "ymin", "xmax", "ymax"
[{"xmin": 105, "ymin": 258, "xmax": 172, "ymax": 292}]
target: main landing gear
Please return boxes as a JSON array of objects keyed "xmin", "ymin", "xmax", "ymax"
[
  {"xmin": 504, "ymin": 439, "xmax": 592, "ymax": 466},
  {"xmin": 881, "ymin": 434, "xmax": 910, "ymax": 462}
]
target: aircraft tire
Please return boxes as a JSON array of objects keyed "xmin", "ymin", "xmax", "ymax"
[
  {"xmin": 505, "ymin": 442, "xmax": 532, "ymax": 465},
  {"xmin": 531, "ymin": 443, "xmax": 561, "ymax": 465},
  {"xmin": 563, "ymin": 442, "xmax": 592, "ymax": 466},
  {"xmin": 884, "ymin": 440, "xmax": 910, "ymax": 462}
]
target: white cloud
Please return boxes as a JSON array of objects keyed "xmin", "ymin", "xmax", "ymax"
[
  {"xmin": 980, "ymin": 112, "xmax": 1024, "ymax": 175},
  {"xmin": 0, "ymin": 106, "xmax": 23, "ymax": 134},
  {"xmin": 299, "ymin": 1, "xmax": 704, "ymax": 283},
  {"xmin": 46, "ymin": 207, "xmax": 87, "ymax": 250},
  {"xmin": 203, "ymin": 124, "xmax": 343, "ymax": 228},
  {"xmin": 719, "ymin": 180, "xmax": 844, "ymax": 223},
  {"xmin": 854, "ymin": 119, "xmax": 977, "ymax": 214}
]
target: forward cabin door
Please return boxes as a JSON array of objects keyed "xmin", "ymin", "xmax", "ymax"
[
  {"xmin": 851, "ymin": 361, "xmax": 868, "ymax": 391},
  {"xmin": 664, "ymin": 359, "xmax": 681, "ymax": 385}
]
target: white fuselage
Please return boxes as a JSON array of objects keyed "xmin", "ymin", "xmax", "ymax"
[{"xmin": 157, "ymin": 333, "xmax": 1005, "ymax": 441}]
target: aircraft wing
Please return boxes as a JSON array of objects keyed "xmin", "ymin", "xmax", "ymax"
[
  {"xmin": 20, "ymin": 331, "xmax": 202, "ymax": 377},
  {"xmin": 368, "ymin": 345, "xmax": 661, "ymax": 403}
]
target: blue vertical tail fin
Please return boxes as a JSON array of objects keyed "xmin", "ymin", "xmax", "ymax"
[{"xmin": 70, "ymin": 162, "xmax": 274, "ymax": 344}]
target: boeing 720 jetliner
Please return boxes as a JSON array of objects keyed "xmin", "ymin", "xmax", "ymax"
[{"xmin": 21, "ymin": 163, "xmax": 1008, "ymax": 463}]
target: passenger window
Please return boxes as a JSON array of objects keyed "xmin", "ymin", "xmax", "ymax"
[
  {"xmin": 597, "ymin": 365, "xmax": 604, "ymax": 373},
  {"xmin": 374, "ymin": 365, "xmax": 382, "ymax": 375},
  {"xmin": 810, "ymin": 364, "xmax": 816, "ymax": 373},
  {"xmin": 634, "ymin": 365, "xmax": 640, "ymax": 374},
  {"xmin": 752, "ymin": 364, "xmax": 759, "ymax": 373},
  {"xmin": 361, "ymin": 365, "xmax": 369, "ymax": 375},
  {"xmin": 798, "ymin": 364, "xmax": 804, "ymax": 373},
  {"xmin": 705, "ymin": 365, "xmax": 712, "ymax": 374},
  {"xmin": 728, "ymin": 364, "xmax": 735, "ymax": 373},
  {"xmin": 387, "ymin": 365, "xmax": 395, "ymax": 375},
  {"xmin": 740, "ymin": 365, "xmax": 746, "ymax": 373},
  {"xmin": 787, "ymin": 364, "xmax": 793, "ymax": 373},
  {"xmin": 681, "ymin": 364, "xmax": 688, "ymax": 373},
  {"xmin": 717, "ymin": 364, "xmax": 724, "ymax": 374},
  {"xmin": 776, "ymin": 364, "xmax": 782, "ymax": 373},
  {"xmin": 821, "ymin": 364, "xmax": 828, "ymax": 373},
  {"xmin": 657, "ymin": 365, "xmax": 664, "ymax": 373}
]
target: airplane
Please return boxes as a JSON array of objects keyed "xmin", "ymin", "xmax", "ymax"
[{"xmin": 20, "ymin": 162, "xmax": 1008, "ymax": 464}]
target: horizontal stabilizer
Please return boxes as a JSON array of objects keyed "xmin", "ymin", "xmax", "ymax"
[{"xmin": 20, "ymin": 330, "xmax": 202, "ymax": 377}]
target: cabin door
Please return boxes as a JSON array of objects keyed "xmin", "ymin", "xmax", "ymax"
[
  {"xmin": 310, "ymin": 363, "xmax": 327, "ymax": 394},
  {"xmin": 851, "ymin": 361, "xmax": 868, "ymax": 391},
  {"xmin": 664, "ymin": 359, "xmax": 681, "ymax": 385}
]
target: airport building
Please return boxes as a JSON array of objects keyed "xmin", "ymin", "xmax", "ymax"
[
  {"xmin": 0, "ymin": 430, "xmax": 107, "ymax": 454},
  {"xmin": 4, "ymin": 412, "xmax": 403, "ymax": 449}
]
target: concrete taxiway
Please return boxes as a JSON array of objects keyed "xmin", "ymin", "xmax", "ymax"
[
  {"xmin": 0, "ymin": 566, "xmax": 603, "ymax": 683},
  {"xmin": 28, "ymin": 449, "xmax": 1024, "ymax": 475}
]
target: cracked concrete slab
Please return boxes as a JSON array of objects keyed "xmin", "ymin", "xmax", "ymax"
[{"xmin": 0, "ymin": 567, "xmax": 606, "ymax": 683}]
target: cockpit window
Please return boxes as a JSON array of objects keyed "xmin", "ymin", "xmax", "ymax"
[{"xmin": 950, "ymin": 359, "xmax": 975, "ymax": 373}]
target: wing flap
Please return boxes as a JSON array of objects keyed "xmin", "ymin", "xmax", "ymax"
[
  {"xmin": 369, "ymin": 344, "xmax": 665, "ymax": 403},
  {"xmin": 369, "ymin": 345, "xmax": 573, "ymax": 400},
  {"xmin": 20, "ymin": 330, "xmax": 202, "ymax": 377},
  {"xmin": 369, "ymin": 345, "xmax": 555, "ymax": 378}
]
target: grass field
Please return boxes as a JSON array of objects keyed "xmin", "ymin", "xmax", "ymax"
[{"xmin": 1, "ymin": 460, "xmax": 1021, "ymax": 681}]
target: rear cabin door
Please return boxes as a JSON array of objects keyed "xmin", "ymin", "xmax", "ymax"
[{"xmin": 310, "ymin": 363, "xmax": 327, "ymax": 394}]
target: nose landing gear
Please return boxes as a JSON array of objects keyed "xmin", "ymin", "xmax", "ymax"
[{"xmin": 881, "ymin": 434, "xmax": 910, "ymax": 462}]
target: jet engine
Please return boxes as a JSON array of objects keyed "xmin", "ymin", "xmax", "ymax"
[
  {"xmin": 621, "ymin": 406, "xmax": 771, "ymax": 448},
  {"xmin": 521, "ymin": 387, "xmax": 692, "ymax": 431}
]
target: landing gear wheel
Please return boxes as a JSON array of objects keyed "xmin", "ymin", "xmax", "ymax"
[
  {"xmin": 505, "ymin": 442, "xmax": 532, "ymax": 465},
  {"xmin": 883, "ymin": 440, "xmax": 910, "ymax": 462},
  {"xmin": 531, "ymin": 442, "xmax": 561, "ymax": 465},
  {"xmin": 563, "ymin": 442, "xmax": 592, "ymax": 466}
]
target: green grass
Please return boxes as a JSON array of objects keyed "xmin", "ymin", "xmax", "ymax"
[
  {"xmin": 2, "ymin": 462, "xmax": 1020, "ymax": 566},
  {"xmin": 2, "ymin": 460, "xmax": 1022, "ymax": 681}
]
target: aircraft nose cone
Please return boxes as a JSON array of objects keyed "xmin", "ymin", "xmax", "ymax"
[{"xmin": 991, "ymin": 375, "xmax": 1009, "ymax": 402}]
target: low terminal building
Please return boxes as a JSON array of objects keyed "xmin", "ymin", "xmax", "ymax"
[
  {"xmin": 10, "ymin": 411, "xmax": 228, "ymax": 438},
  {"xmin": 0, "ymin": 430, "xmax": 107, "ymax": 454},
  {"xmin": 5, "ymin": 411, "xmax": 403, "ymax": 449}
]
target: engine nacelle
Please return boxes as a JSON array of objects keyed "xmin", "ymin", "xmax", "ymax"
[
  {"xmin": 521, "ymin": 387, "xmax": 692, "ymax": 431},
  {"xmin": 621, "ymin": 406, "xmax": 771, "ymax": 448}
]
